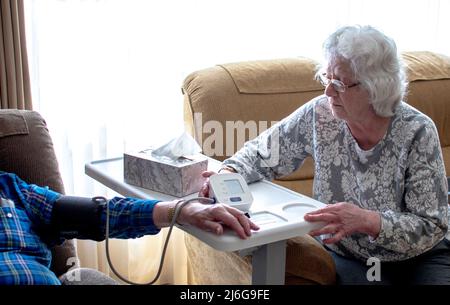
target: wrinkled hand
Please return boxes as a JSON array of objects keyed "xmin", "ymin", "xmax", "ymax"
[
  {"xmin": 198, "ymin": 171, "xmax": 216, "ymax": 198},
  {"xmin": 177, "ymin": 202, "xmax": 259, "ymax": 239},
  {"xmin": 303, "ymin": 202, "xmax": 381, "ymax": 244}
]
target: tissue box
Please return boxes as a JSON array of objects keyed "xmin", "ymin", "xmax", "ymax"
[{"xmin": 123, "ymin": 150, "xmax": 208, "ymax": 197}]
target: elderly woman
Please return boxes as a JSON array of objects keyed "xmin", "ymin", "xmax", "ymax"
[{"xmin": 202, "ymin": 25, "xmax": 449, "ymax": 284}]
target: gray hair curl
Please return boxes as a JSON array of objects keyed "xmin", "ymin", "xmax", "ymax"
[{"xmin": 320, "ymin": 25, "xmax": 407, "ymax": 117}]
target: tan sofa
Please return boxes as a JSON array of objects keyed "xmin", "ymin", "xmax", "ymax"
[{"xmin": 182, "ymin": 51, "xmax": 450, "ymax": 284}]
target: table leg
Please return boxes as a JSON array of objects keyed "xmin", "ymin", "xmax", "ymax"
[{"xmin": 251, "ymin": 240, "xmax": 286, "ymax": 285}]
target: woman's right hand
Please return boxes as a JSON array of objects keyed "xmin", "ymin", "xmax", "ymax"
[
  {"xmin": 198, "ymin": 171, "xmax": 216, "ymax": 197},
  {"xmin": 199, "ymin": 168, "xmax": 236, "ymax": 197}
]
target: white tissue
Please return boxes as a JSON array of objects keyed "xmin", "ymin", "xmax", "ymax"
[
  {"xmin": 124, "ymin": 131, "xmax": 208, "ymax": 196},
  {"xmin": 150, "ymin": 131, "xmax": 202, "ymax": 163}
]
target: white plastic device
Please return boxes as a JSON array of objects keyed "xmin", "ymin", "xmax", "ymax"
[{"xmin": 209, "ymin": 173, "xmax": 253, "ymax": 211}]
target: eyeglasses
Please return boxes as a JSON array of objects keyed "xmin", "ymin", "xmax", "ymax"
[{"xmin": 318, "ymin": 73, "xmax": 360, "ymax": 93}]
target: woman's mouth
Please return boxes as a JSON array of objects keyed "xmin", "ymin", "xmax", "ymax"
[{"xmin": 330, "ymin": 101, "xmax": 342, "ymax": 107}]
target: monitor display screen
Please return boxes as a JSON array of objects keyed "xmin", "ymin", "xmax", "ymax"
[{"xmin": 224, "ymin": 179, "xmax": 244, "ymax": 194}]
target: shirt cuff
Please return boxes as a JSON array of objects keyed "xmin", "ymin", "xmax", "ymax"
[{"xmin": 368, "ymin": 211, "xmax": 393, "ymax": 245}]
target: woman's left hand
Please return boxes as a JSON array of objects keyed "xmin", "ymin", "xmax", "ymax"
[{"xmin": 303, "ymin": 202, "xmax": 381, "ymax": 244}]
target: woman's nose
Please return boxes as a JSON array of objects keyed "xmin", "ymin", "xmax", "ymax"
[{"xmin": 325, "ymin": 83, "xmax": 337, "ymax": 97}]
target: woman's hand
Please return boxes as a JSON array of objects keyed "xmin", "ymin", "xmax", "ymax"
[
  {"xmin": 198, "ymin": 168, "xmax": 236, "ymax": 197},
  {"xmin": 303, "ymin": 202, "xmax": 381, "ymax": 244},
  {"xmin": 198, "ymin": 171, "xmax": 216, "ymax": 197},
  {"xmin": 177, "ymin": 202, "xmax": 260, "ymax": 239}
]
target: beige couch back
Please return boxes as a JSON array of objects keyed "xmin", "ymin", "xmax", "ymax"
[{"xmin": 183, "ymin": 51, "xmax": 450, "ymax": 197}]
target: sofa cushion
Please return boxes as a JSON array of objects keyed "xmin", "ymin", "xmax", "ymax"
[
  {"xmin": 403, "ymin": 51, "xmax": 450, "ymax": 81},
  {"xmin": 183, "ymin": 60, "xmax": 323, "ymax": 162},
  {"xmin": 219, "ymin": 57, "xmax": 322, "ymax": 94},
  {"xmin": 286, "ymin": 235, "xmax": 336, "ymax": 285},
  {"xmin": 186, "ymin": 234, "xmax": 252, "ymax": 284},
  {"xmin": 402, "ymin": 52, "xmax": 450, "ymax": 151},
  {"xmin": 402, "ymin": 52, "xmax": 450, "ymax": 178}
]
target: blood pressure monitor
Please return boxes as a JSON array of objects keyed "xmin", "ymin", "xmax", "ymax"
[{"xmin": 209, "ymin": 173, "xmax": 253, "ymax": 211}]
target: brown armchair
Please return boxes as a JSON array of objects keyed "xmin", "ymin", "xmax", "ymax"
[{"xmin": 0, "ymin": 109, "xmax": 116, "ymax": 284}]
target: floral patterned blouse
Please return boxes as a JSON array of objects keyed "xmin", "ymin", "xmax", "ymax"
[{"xmin": 223, "ymin": 95, "xmax": 448, "ymax": 262}]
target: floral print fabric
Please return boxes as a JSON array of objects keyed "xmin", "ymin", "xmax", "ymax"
[{"xmin": 223, "ymin": 95, "xmax": 448, "ymax": 261}]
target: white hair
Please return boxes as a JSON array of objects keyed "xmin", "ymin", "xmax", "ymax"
[{"xmin": 320, "ymin": 25, "xmax": 408, "ymax": 117}]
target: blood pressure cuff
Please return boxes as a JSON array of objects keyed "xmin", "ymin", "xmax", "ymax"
[{"xmin": 49, "ymin": 196, "xmax": 107, "ymax": 241}]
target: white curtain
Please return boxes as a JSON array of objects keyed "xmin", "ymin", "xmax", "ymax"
[{"xmin": 24, "ymin": 0, "xmax": 450, "ymax": 284}]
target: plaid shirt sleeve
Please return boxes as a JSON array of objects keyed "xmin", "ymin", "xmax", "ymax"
[
  {"xmin": 3, "ymin": 172, "xmax": 162, "ymax": 239},
  {"xmin": 14, "ymin": 174, "xmax": 163, "ymax": 239},
  {"xmin": 101, "ymin": 197, "xmax": 161, "ymax": 239},
  {"xmin": 6, "ymin": 172, "xmax": 61, "ymax": 227}
]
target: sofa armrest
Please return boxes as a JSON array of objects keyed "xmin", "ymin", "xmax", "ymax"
[{"xmin": 185, "ymin": 234, "xmax": 335, "ymax": 285}]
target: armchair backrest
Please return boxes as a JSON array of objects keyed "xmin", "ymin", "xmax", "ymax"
[{"xmin": 0, "ymin": 109, "xmax": 77, "ymax": 276}]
